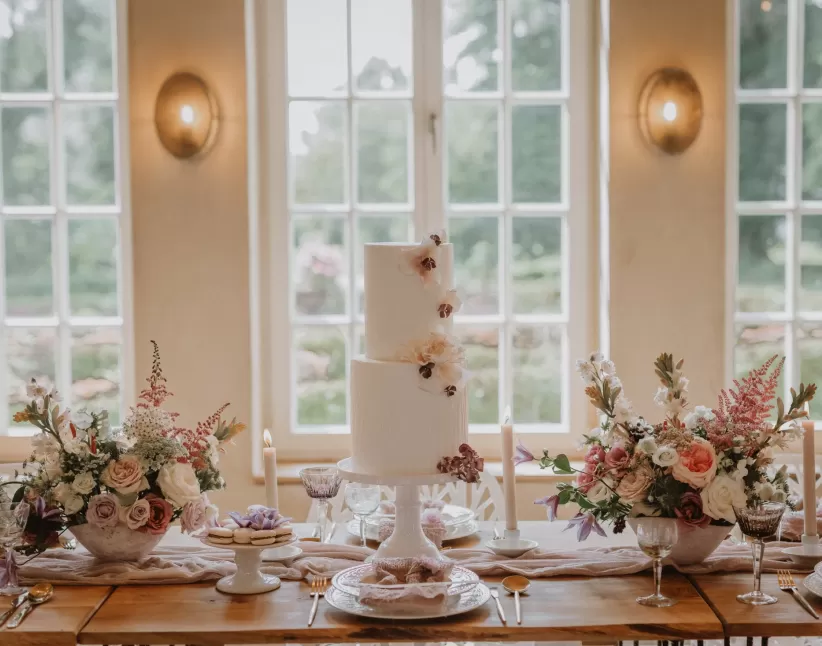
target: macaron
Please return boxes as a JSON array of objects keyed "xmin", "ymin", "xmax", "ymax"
[
  {"xmin": 208, "ymin": 527, "xmax": 234, "ymax": 539},
  {"xmin": 207, "ymin": 536, "xmax": 234, "ymax": 545},
  {"xmin": 274, "ymin": 524, "xmax": 293, "ymax": 536},
  {"xmin": 233, "ymin": 528, "xmax": 254, "ymax": 544},
  {"xmin": 250, "ymin": 536, "xmax": 278, "ymax": 546},
  {"xmin": 251, "ymin": 529, "xmax": 278, "ymax": 542}
]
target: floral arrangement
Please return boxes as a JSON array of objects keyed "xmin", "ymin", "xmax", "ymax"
[
  {"xmin": 4, "ymin": 341, "xmax": 245, "ymax": 554},
  {"xmin": 519, "ymin": 352, "xmax": 815, "ymax": 540}
]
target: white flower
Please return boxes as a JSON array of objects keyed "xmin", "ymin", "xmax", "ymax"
[
  {"xmin": 71, "ymin": 410, "xmax": 94, "ymax": 431},
  {"xmin": 654, "ymin": 387, "xmax": 670, "ymax": 407},
  {"xmin": 71, "ymin": 472, "xmax": 96, "ymax": 495},
  {"xmin": 31, "ymin": 432, "xmax": 60, "ymax": 462},
  {"xmin": 613, "ymin": 398, "xmax": 634, "ymax": 424},
  {"xmin": 732, "ymin": 461, "xmax": 749, "ymax": 482},
  {"xmin": 700, "ymin": 474, "xmax": 747, "ymax": 524},
  {"xmin": 600, "ymin": 359, "xmax": 616, "ymax": 376},
  {"xmin": 605, "ymin": 374, "xmax": 622, "ymax": 390},
  {"xmin": 772, "ymin": 489, "xmax": 787, "ymax": 503},
  {"xmin": 652, "ymin": 446, "xmax": 679, "ymax": 467},
  {"xmin": 52, "ymin": 482, "xmax": 84, "ymax": 515},
  {"xmin": 637, "ymin": 437, "xmax": 658, "ymax": 455},
  {"xmin": 589, "ymin": 351, "xmax": 604, "ymax": 364},
  {"xmin": 684, "ymin": 405, "xmax": 715, "ymax": 430},
  {"xmin": 677, "ymin": 376, "xmax": 690, "ymax": 392},
  {"xmin": 586, "ymin": 480, "xmax": 612, "ymax": 503},
  {"xmin": 26, "ymin": 380, "xmax": 48, "ymax": 399},
  {"xmin": 588, "ymin": 426, "xmax": 603, "ymax": 438},
  {"xmin": 437, "ymin": 289, "xmax": 462, "ymax": 319},
  {"xmin": 755, "ymin": 481, "xmax": 777, "ymax": 501},
  {"xmin": 157, "ymin": 461, "xmax": 201, "ymax": 507},
  {"xmin": 63, "ymin": 494, "xmax": 84, "ymax": 515},
  {"xmin": 123, "ymin": 405, "xmax": 175, "ymax": 440},
  {"xmin": 63, "ymin": 438, "xmax": 91, "ymax": 456},
  {"xmin": 43, "ymin": 459, "xmax": 63, "ymax": 482},
  {"xmin": 575, "ymin": 359, "xmax": 596, "ymax": 383}
]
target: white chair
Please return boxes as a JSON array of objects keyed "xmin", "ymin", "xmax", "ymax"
[{"xmin": 773, "ymin": 451, "xmax": 822, "ymax": 510}]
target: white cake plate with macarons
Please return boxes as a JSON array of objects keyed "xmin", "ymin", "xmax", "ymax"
[
  {"xmin": 202, "ymin": 535, "xmax": 296, "ymax": 594},
  {"xmin": 338, "ymin": 457, "xmax": 455, "ymax": 561}
]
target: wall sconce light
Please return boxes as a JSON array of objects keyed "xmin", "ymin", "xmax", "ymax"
[
  {"xmin": 154, "ymin": 72, "xmax": 218, "ymax": 159},
  {"xmin": 638, "ymin": 67, "xmax": 703, "ymax": 155}
]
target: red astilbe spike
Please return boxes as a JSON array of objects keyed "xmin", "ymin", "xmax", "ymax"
[{"xmin": 137, "ymin": 340, "xmax": 174, "ymax": 408}]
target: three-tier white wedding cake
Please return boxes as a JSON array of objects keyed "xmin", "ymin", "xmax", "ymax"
[{"xmin": 350, "ymin": 233, "xmax": 469, "ymax": 477}]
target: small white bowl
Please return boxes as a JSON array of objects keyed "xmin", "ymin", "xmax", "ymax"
[
  {"xmin": 485, "ymin": 538, "xmax": 538, "ymax": 558},
  {"xmin": 785, "ymin": 545, "xmax": 822, "ymax": 569}
]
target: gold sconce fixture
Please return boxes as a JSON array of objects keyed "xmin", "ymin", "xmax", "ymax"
[
  {"xmin": 154, "ymin": 72, "xmax": 218, "ymax": 159},
  {"xmin": 638, "ymin": 67, "xmax": 703, "ymax": 155}
]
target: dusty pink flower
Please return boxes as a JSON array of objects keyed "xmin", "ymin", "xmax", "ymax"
[
  {"xmin": 101, "ymin": 456, "xmax": 148, "ymax": 495},
  {"xmin": 514, "ymin": 441, "xmax": 535, "ymax": 466},
  {"xmin": 120, "ymin": 498, "xmax": 150, "ymax": 530},
  {"xmin": 675, "ymin": 491, "xmax": 711, "ymax": 529},
  {"xmin": 535, "ymin": 494, "xmax": 560, "ymax": 521},
  {"xmin": 180, "ymin": 495, "xmax": 208, "ymax": 534},
  {"xmin": 604, "ymin": 445, "xmax": 630, "ymax": 474},
  {"xmin": 143, "ymin": 494, "xmax": 173, "ymax": 535},
  {"xmin": 672, "ymin": 438, "xmax": 717, "ymax": 488},
  {"xmin": 584, "ymin": 445, "xmax": 605, "ymax": 465},
  {"xmin": 614, "ymin": 465, "xmax": 653, "ymax": 502},
  {"xmin": 86, "ymin": 493, "xmax": 120, "ymax": 529},
  {"xmin": 576, "ymin": 464, "xmax": 596, "ymax": 493}
]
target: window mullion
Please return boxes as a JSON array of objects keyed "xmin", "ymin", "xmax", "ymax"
[
  {"xmin": 792, "ymin": 0, "xmax": 805, "ymax": 391},
  {"xmin": 417, "ymin": 0, "xmax": 443, "ymax": 235}
]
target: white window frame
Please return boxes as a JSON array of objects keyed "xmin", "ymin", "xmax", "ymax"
[
  {"xmin": 0, "ymin": 0, "xmax": 133, "ymax": 461},
  {"xmin": 247, "ymin": 0, "xmax": 593, "ymax": 468}
]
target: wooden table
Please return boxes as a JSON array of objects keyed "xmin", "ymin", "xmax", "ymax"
[{"xmin": 0, "ymin": 586, "xmax": 111, "ymax": 646}]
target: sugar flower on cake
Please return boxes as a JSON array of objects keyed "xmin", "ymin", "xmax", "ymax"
[
  {"xmin": 516, "ymin": 351, "xmax": 816, "ymax": 541},
  {"xmin": 437, "ymin": 289, "xmax": 462, "ymax": 319},
  {"xmin": 401, "ymin": 230, "xmax": 446, "ymax": 286},
  {"xmin": 437, "ymin": 443, "xmax": 484, "ymax": 483},
  {"xmin": 400, "ymin": 332, "xmax": 468, "ymax": 397}
]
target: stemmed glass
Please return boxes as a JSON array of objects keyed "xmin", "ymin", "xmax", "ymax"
[
  {"xmin": 0, "ymin": 502, "xmax": 30, "ymax": 596},
  {"xmin": 733, "ymin": 501, "xmax": 786, "ymax": 605},
  {"xmin": 299, "ymin": 467, "xmax": 342, "ymax": 542},
  {"xmin": 344, "ymin": 483, "xmax": 381, "ymax": 546},
  {"xmin": 635, "ymin": 517, "xmax": 678, "ymax": 607}
]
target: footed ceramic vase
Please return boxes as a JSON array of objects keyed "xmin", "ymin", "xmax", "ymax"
[
  {"xmin": 628, "ymin": 518, "xmax": 731, "ymax": 565},
  {"xmin": 71, "ymin": 522, "xmax": 166, "ymax": 562}
]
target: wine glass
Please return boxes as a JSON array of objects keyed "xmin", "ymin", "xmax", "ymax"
[
  {"xmin": 344, "ymin": 483, "xmax": 381, "ymax": 546},
  {"xmin": 299, "ymin": 467, "xmax": 342, "ymax": 542},
  {"xmin": 0, "ymin": 502, "xmax": 30, "ymax": 596},
  {"xmin": 733, "ymin": 501, "xmax": 786, "ymax": 605},
  {"xmin": 634, "ymin": 517, "xmax": 678, "ymax": 607}
]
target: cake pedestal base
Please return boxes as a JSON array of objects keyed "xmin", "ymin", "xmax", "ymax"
[{"xmin": 337, "ymin": 457, "xmax": 454, "ymax": 561}]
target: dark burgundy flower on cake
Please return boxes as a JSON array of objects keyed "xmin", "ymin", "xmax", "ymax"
[{"xmin": 436, "ymin": 443, "xmax": 484, "ymax": 483}]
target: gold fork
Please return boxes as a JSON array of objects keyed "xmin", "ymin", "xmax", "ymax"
[
  {"xmin": 308, "ymin": 576, "xmax": 329, "ymax": 626},
  {"xmin": 777, "ymin": 569, "xmax": 819, "ymax": 619}
]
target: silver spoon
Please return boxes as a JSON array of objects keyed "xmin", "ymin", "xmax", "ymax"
[
  {"xmin": 502, "ymin": 575, "xmax": 530, "ymax": 625},
  {"xmin": 7, "ymin": 582, "xmax": 53, "ymax": 629}
]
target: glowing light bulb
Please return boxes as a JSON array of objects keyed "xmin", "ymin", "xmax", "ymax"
[
  {"xmin": 661, "ymin": 101, "xmax": 678, "ymax": 123},
  {"xmin": 180, "ymin": 104, "xmax": 195, "ymax": 125}
]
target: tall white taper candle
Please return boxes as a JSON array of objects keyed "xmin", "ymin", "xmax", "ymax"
[
  {"xmin": 263, "ymin": 429, "xmax": 279, "ymax": 510},
  {"xmin": 501, "ymin": 406, "xmax": 518, "ymax": 533},
  {"xmin": 803, "ymin": 413, "xmax": 818, "ymax": 542}
]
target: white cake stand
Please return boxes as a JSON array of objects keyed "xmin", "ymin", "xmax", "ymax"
[
  {"xmin": 337, "ymin": 457, "xmax": 454, "ymax": 561},
  {"xmin": 202, "ymin": 538, "xmax": 287, "ymax": 594}
]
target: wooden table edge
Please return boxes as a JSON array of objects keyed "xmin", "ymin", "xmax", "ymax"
[{"xmin": 686, "ymin": 573, "xmax": 730, "ymax": 638}]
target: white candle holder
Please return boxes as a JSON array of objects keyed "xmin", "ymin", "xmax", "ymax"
[{"xmin": 504, "ymin": 528, "xmax": 520, "ymax": 540}]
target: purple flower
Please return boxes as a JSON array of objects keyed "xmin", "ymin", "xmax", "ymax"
[
  {"xmin": 33, "ymin": 496, "xmax": 61, "ymax": 521},
  {"xmin": 563, "ymin": 512, "xmax": 607, "ymax": 541},
  {"xmin": 514, "ymin": 441, "xmax": 535, "ymax": 466},
  {"xmin": 0, "ymin": 550, "xmax": 18, "ymax": 589},
  {"xmin": 229, "ymin": 506, "xmax": 292, "ymax": 531},
  {"xmin": 535, "ymin": 495, "xmax": 560, "ymax": 521}
]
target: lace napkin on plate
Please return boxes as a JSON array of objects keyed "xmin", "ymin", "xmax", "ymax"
[
  {"xmin": 378, "ymin": 510, "xmax": 447, "ymax": 547},
  {"xmin": 358, "ymin": 556, "xmax": 455, "ymax": 606}
]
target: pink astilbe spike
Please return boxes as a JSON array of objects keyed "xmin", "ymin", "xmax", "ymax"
[{"xmin": 137, "ymin": 340, "xmax": 175, "ymax": 411}]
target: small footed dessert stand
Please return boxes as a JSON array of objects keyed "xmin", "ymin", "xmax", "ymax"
[
  {"xmin": 337, "ymin": 457, "xmax": 453, "ymax": 560},
  {"xmin": 203, "ymin": 537, "xmax": 296, "ymax": 594}
]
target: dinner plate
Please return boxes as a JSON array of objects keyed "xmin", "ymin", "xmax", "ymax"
[
  {"xmin": 324, "ymin": 581, "xmax": 490, "ymax": 620},
  {"xmin": 803, "ymin": 572, "xmax": 822, "ymax": 597},
  {"xmin": 347, "ymin": 518, "xmax": 480, "ymax": 543},
  {"xmin": 331, "ymin": 563, "xmax": 479, "ymax": 598},
  {"xmin": 370, "ymin": 504, "xmax": 475, "ymax": 528}
]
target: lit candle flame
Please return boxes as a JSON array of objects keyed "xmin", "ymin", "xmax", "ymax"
[
  {"xmin": 504, "ymin": 405, "xmax": 511, "ymax": 425},
  {"xmin": 263, "ymin": 428, "xmax": 272, "ymax": 448}
]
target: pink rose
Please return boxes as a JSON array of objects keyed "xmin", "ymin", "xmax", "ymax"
[
  {"xmin": 576, "ymin": 464, "xmax": 596, "ymax": 493},
  {"xmin": 672, "ymin": 438, "xmax": 717, "ymax": 489},
  {"xmin": 86, "ymin": 493, "xmax": 120, "ymax": 528},
  {"xmin": 180, "ymin": 495, "xmax": 208, "ymax": 534},
  {"xmin": 604, "ymin": 445, "xmax": 630, "ymax": 474},
  {"xmin": 143, "ymin": 494, "xmax": 173, "ymax": 535},
  {"xmin": 584, "ymin": 445, "xmax": 605, "ymax": 465},
  {"xmin": 615, "ymin": 466, "xmax": 653, "ymax": 502},
  {"xmin": 675, "ymin": 491, "xmax": 711, "ymax": 529},
  {"xmin": 119, "ymin": 498, "xmax": 150, "ymax": 530},
  {"xmin": 101, "ymin": 456, "xmax": 148, "ymax": 495}
]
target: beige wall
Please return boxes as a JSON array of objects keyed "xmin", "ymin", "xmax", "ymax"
[{"xmin": 126, "ymin": 0, "xmax": 726, "ymax": 521}]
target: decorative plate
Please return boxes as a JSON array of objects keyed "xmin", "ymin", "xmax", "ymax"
[
  {"xmin": 804, "ymin": 572, "xmax": 822, "ymax": 597},
  {"xmin": 331, "ymin": 563, "xmax": 479, "ymax": 598},
  {"xmin": 370, "ymin": 504, "xmax": 475, "ymax": 527},
  {"xmin": 324, "ymin": 581, "xmax": 490, "ymax": 620},
  {"xmin": 348, "ymin": 519, "xmax": 480, "ymax": 543}
]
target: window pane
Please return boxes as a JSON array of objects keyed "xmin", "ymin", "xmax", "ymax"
[
  {"xmin": 737, "ymin": 215, "xmax": 786, "ymax": 312},
  {"xmin": 71, "ymin": 327, "xmax": 121, "ymax": 425},
  {"xmin": 7, "ymin": 327, "xmax": 56, "ymax": 426},
  {"xmin": 512, "ymin": 105, "xmax": 561, "ymax": 203},
  {"xmin": 5, "ymin": 219, "xmax": 52, "ymax": 317},
  {"xmin": 802, "ymin": 215, "xmax": 822, "ymax": 310},
  {"xmin": 290, "ymin": 101, "xmax": 346, "ymax": 205},
  {"xmin": 734, "ymin": 324, "xmax": 785, "ymax": 395},
  {"xmin": 351, "ymin": 0, "xmax": 412, "ymax": 93},
  {"xmin": 293, "ymin": 216, "xmax": 347, "ymax": 316},
  {"xmin": 355, "ymin": 101, "xmax": 409, "ymax": 204},
  {"xmin": 295, "ymin": 326, "xmax": 347, "ymax": 425},
  {"xmin": 738, "ymin": 0, "xmax": 788, "ymax": 90},
  {"xmin": 287, "ymin": 0, "xmax": 347, "ymax": 96},
  {"xmin": 738, "ymin": 103, "xmax": 787, "ymax": 202},
  {"xmin": 444, "ymin": 0, "xmax": 499, "ymax": 94},
  {"xmin": 356, "ymin": 214, "xmax": 410, "ymax": 313},
  {"xmin": 63, "ymin": 0, "xmax": 114, "ymax": 93},
  {"xmin": 513, "ymin": 325, "xmax": 562, "ymax": 423},
  {"xmin": 2, "ymin": 106, "xmax": 51, "ymax": 206},
  {"xmin": 799, "ymin": 325, "xmax": 822, "ymax": 404},
  {"xmin": 63, "ymin": 104, "xmax": 116, "ymax": 206},
  {"xmin": 69, "ymin": 218, "xmax": 118, "ymax": 316},
  {"xmin": 512, "ymin": 216, "xmax": 562, "ymax": 314},
  {"xmin": 511, "ymin": 0, "xmax": 562, "ymax": 92},
  {"xmin": 456, "ymin": 325, "xmax": 498, "ymax": 424},
  {"xmin": 805, "ymin": 0, "xmax": 822, "ymax": 88},
  {"xmin": 0, "ymin": 0, "xmax": 48, "ymax": 93},
  {"xmin": 447, "ymin": 102, "xmax": 498, "ymax": 204},
  {"xmin": 449, "ymin": 215, "xmax": 498, "ymax": 315},
  {"xmin": 803, "ymin": 103, "xmax": 822, "ymax": 201}
]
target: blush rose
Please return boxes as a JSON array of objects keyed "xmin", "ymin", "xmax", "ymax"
[
  {"xmin": 671, "ymin": 438, "xmax": 717, "ymax": 489},
  {"xmin": 144, "ymin": 494, "xmax": 173, "ymax": 535},
  {"xmin": 86, "ymin": 493, "xmax": 120, "ymax": 529}
]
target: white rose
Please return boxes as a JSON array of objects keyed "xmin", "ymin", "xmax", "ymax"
[
  {"xmin": 53, "ymin": 483, "xmax": 83, "ymax": 515},
  {"xmin": 586, "ymin": 480, "xmax": 612, "ymax": 503},
  {"xmin": 755, "ymin": 481, "xmax": 777, "ymax": 501},
  {"xmin": 71, "ymin": 472, "xmax": 96, "ymax": 495},
  {"xmin": 63, "ymin": 494, "xmax": 84, "ymax": 515},
  {"xmin": 43, "ymin": 459, "xmax": 63, "ymax": 482},
  {"xmin": 700, "ymin": 474, "xmax": 747, "ymax": 524},
  {"xmin": 157, "ymin": 461, "xmax": 201, "ymax": 507},
  {"xmin": 652, "ymin": 446, "xmax": 679, "ymax": 467},
  {"xmin": 637, "ymin": 437, "xmax": 658, "ymax": 455},
  {"xmin": 52, "ymin": 482, "xmax": 73, "ymax": 503}
]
